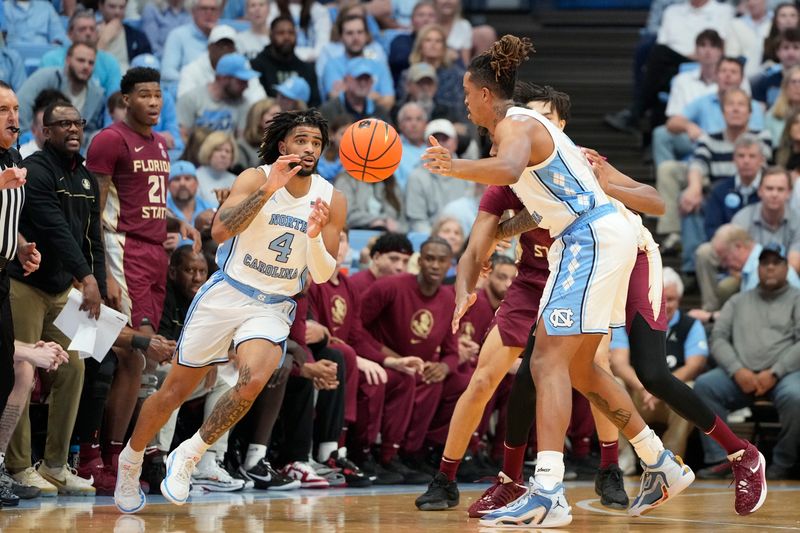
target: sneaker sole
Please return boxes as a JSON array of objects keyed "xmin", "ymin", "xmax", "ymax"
[
  {"xmin": 479, "ymin": 510, "xmax": 573, "ymax": 528},
  {"xmin": 265, "ymin": 480, "xmax": 301, "ymax": 491},
  {"xmin": 300, "ymin": 480, "xmax": 330, "ymax": 489},
  {"xmin": 737, "ymin": 452, "xmax": 767, "ymax": 516},
  {"xmin": 114, "ymin": 484, "xmax": 146, "ymax": 514},
  {"xmin": 629, "ymin": 466, "xmax": 695, "ymax": 517},
  {"xmin": 416, "ymin": 499, "xmax": 458, "ymax": 511},
  {"xmin": 191, "ymin": 481, "xmax": 245, "ymax": 492},
  {"xmin": 160, "ymin": 452, "xmax": 189, "ymax": 506}
]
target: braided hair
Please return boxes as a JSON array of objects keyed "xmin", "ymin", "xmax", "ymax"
[
  {"xmin": 257, "ymin": 109, "xmax": 329, "ymax": 164},
  {"xmin": 468, "ymin": 35, "xmax": 534, "ymax": 100}
]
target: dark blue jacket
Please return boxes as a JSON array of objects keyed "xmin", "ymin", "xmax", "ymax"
[{"xmin": 704, "ymin": 176, "xmax": 761, "ymax": 239}]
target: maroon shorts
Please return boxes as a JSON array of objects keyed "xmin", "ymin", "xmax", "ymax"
[
  {"xmin": 494, "ymin": 278, "xmax": 544, "ymax": 348},
  {"xmin": 105, "ymin": 232, "xmax": 169, "ymax": 328},
  {"xmin": 625, "ymin": 248, "xmax": 667, "ymax": 332}
]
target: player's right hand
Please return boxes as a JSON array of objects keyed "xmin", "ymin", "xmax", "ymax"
[
  {"xmin": 0, "ymin": 166, "xmax": 26, "ymax": 190},
  {"xmin": 105, "ymin": 273, "xmax": 122, "ymax": 311},
  {"xmin": 145, "ymin": 335, "xmax": 176, "ymax": 365},
  {"xmin": 357, "ymin": 356, "xmax": 388, "ymax": 385},
  {"xmin": 80, "ymin": 275, "xmax": 102, "ymax": 320},
  {"xmin": 263, "ymin": 154, "xmax": 302, "ymax": 192},
  {"xmin": 452, "ymin": 291, "xmax": 478, "ymax": 334},
  {"xmin": 384, "ymin": 355, "xmax": 424, "ymax": 376}
]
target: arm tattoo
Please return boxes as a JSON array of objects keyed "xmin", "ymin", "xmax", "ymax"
[
  {"xmin": 496, "ymin": 210, "xmax": 538, "ymax": 240},
  {"xmin": 199, "ymin": 365, "xmax": 254, "ymax": 443},
  {"xmin": 218, "ymin": 189, "xmax": 269, "ymax": 236},
  {"xmin": 586, "ymin": 392, "xmax": 632, "ymax": 431}
]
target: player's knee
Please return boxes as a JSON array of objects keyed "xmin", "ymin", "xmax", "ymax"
[
  {"xmin": 234, "ymin": 374, "xmax": 270, "ymax": 401},
  {"xmin": 469, "ymin": 369, "xmax": 497, "ymax": 400}
]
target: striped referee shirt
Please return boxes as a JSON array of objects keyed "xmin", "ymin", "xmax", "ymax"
[{"xmin": 0, "ymin": 147, "xmax": 25, "ymax": 261}]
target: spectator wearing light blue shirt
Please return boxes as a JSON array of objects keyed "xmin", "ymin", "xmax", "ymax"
[
  {"xmin": 141, "ymin": 0, "xmax": 192, "ymax": 58},
  {"xmin": 3, "ymin": 0, "xmax": 67, "ymax": 45},
  {"xmin": 39, "ymin": 9, "xmax": 123, "ymax": 98},
  {"xmin": 319, "ymin": 12, "xmax": 394, "ymax": 110},
  {"xmin": 161, "ymin": 0, "xmax": 221, "ymax": 82},
  {"xmin": 167, "ymin": 160, "xmax": 215, "ymax": 247},
  {"xmin": 394, "ymin": 101, "xmax": 427, "ymax": 192},
  {"xmin": 610, "ymin": 266, "xmax": 707, "ymax": 459},
  {"xmin": 0, "ymin": 47, "xmax": 26, "ymax": 91}
]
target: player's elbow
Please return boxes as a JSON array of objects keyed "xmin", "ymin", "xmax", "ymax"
[
  {"xmin": 210, "ymin": 220, "xmax": 231, "ymax": 244},
  {"xmin": 649, "ymin": 197, "xmax": 666, "ymax": 216}
]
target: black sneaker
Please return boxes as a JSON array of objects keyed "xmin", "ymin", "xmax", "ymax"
[
  {"xmin": 326, "ymin": 448, "xmax": 371, "ymax": 488},
  {"xmin": 594, "ymin": 464, "xmax": 629, "ymax": 509},
  {"xmin": 359, "ymin": 455, "xmax": 403, "ymax": 485},
  {"xmin": 0, "ymin": 467, "xmax": 19, "ymax": 506},
  {"xmin": 697, "ymin": 461, "xmax": 733, "ymax": 480},
  {"xmin": 141, "ymin": 452, "xmax": 167, "ymax": 495},
  {"xmin": 382, "ymin": 456, "xmax": 432, "ymax": 485},
  {"xmin": 415, "ymin": 471, "xmax": 459, "ymax": 511},
  {"xmin": 241, "ymin": 459, "xmax": 301, "ymax": 490},
  {"xmin": 0, "ymin": 463, "xmax": 38, "ymax": 500},
  {"xmin": 456, "ymin": 455, "xmax": 482, "ymax": 483}
]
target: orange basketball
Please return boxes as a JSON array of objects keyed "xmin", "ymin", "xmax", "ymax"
[{"xmin": 339, "ymin": 118, "xmax": 402, "ymax": 183}]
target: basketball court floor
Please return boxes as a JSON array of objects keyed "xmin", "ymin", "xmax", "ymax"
[{"xmin": 1, "ymin": 479, "xmax": 798, "ymax": 532}]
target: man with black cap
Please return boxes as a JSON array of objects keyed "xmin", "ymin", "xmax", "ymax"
[{"xmin": 695, "ymin": 242, "xmax": 800, "ymax": 481}]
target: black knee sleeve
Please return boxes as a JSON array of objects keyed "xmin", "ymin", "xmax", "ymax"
[
  {"xmin": 505, "ymin": 327, "xmax": 537, "ymax": 447},
  {"xmin": 628, "ymin": 313, "xmax": 715, "ymax": 430}
]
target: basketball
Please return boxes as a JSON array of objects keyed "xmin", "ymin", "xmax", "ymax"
[{"xmin": 339, "ymin": 118, "xmax": 402, "ymax": 183}]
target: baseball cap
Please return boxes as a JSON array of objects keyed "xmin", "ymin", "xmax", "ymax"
[
  {"xmin": 216, "ymin": 53, "xmax": 259, "ymax": 81},
  {"xmin": 169, "ymin": 160, "xmax": 197, "ymax": 180},
  {"xmin": 758, "ymin": 242, "xmax": 787, "ymax": 262},
  {"xmin": 209, "ymin": 24, "xmax": 237, "ymax": 44},
  {"xmin": 424, "ymin": 119, "xmax": 457, "ymax": 139},
  {"xmin": 273, "ymin": 76, "xmax": 311, "ymax": 104},
  {"xmin": 408, "ymin": 62, "xmax": 437, "ymax": 83},
  {"xmin": 347, "ymin": 57, "xmax": 376, "ymax": 78},
  {"xmin": 130, "ymin": 53, "xmax": 161, "ymax": 70}
]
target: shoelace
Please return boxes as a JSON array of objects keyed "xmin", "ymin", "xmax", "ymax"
[
  {"xmin": 119, "ymin": 464, "xmax": 142, "ymax": 497},
  {"xmin": 210, "ymin": 462, "xmax": 234, "ymax": 482},
  {"xmin": 175, "ymin": 456, "xmax": 199, "ymax": 484}
]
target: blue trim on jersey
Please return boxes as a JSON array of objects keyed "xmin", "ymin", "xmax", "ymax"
[
  {"xmin": 580, "ymin": 222, "xmax": 599, "ymax": 331},
  {"xmin": 531, "ymin": 168, "xmax": 580, "ymax": 217},
  {"xmin": 560, "ymin": 203, "xmax": 615, "ymax": 238},
  {"xmin": 176, "ymin": 354, "xmax": 232, "ymax": 368},
  {"xmin": 175, "ymin": 270, "xmax": 226, "ymax": 362},
  {"xmin": 216, "ymin": 235, "xmax": 238, "ymax": 272}
]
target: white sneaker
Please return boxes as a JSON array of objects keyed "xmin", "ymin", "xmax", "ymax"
[
  {"xmin": 191, "ymin": 453, "xmax": 245, "ymax": 492},
  {"xmin": 480, "ymin": 478, "xmax": 572, "ymax": 528},
  {"xmin": 114, "ymin": 453, "xmax": 146, "ymax": 514},
  {"xmin": 11, "ymin": 466, "xmax": 58, "ymax": 497},
  {"xmin": 629, "ymin": 450, "xmax": 695, "ymax": 516},
  {"xmin": 161, "ymin": 444, "xmax": 201, "ymax": 505},
  {"xmin": 37, "ymin": 462, "xmax": 96, "ymax": 496},
  {"xmin": 280, "ymin": 461, "xmax": 329, "ymax": 489}
]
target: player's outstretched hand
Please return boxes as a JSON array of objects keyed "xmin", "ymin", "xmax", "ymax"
[
  {"xmin": 263, "ymin": 154, "xmax": 302, "ymax": 192},
  {"xmin": 0, "ymin": 166, "xmax": 26, "ymax": 190},
  {"xmin": 422, "ymin": 136, "xmax": 454, "ymax": 176},
  {"xmin": 178, "ymin": 221, "xmax": 202, "ymax": 253},
  {"xmin": 307, "ymin": 198, "xmax": 331, "ymax": 238},
  {"xmin": 17, "ymin": 242, "xmax": 40, "ymax": 276},
  {"xmin": 452, "ymin": 290, "xmax": 478, "ymax": 334}
]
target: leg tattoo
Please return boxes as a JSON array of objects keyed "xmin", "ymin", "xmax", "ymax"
[
  {"xmin": 199, "ymin": 365, "xmax": 254, "ymax": 444},
  {"xmin": 586, "ymin": 392, "xmax": 632, "ymax": 431}
]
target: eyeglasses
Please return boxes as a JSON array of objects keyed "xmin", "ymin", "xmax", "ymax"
[{"xmin": 45, "ymin": 119, "xmax": 87, "ymax": 129}]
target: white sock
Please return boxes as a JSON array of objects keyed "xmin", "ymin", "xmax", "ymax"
[
  {"xmin": 630, "ymin": 426, "xmax": 664, "ymax": 467},
  {"xmin": 183, "ymin": 432, "xmax": 212, "ymax": 458},
  {"xmin": 534, "ymin": 451, "xmax": 565, "ymax": 491},
  {"xmin": 244, "ymin": 444, "xmax": 267, "ymax": 470},
  {"xmin": 317, "ymin": 441, "xmax": 338, "ymax": 463},
  {"xmin": 121, "ymin": 442, "xmax": 144, "ymax": 464}
]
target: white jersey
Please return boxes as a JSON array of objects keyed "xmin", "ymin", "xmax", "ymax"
[
  {"xmin": 608, "ymin": 197, "xmax": 658, "ymax": 253},
  {"xmin": 216, "ymin": 167, "xmax": 334, "ymax": 297},
  {"xmin": 506, "ymin": 106, "xmax": 611, "ymax": 237}
]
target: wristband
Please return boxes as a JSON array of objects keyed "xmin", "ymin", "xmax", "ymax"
[{"xmin": 131, "ymin": 335, "xmax": 151, "ymax": 352}]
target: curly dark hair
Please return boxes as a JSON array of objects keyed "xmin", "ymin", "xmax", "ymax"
[
  {"xmin": 468, "ymin": 35, "xmax": 534, "ymax": 100},
  {"xmin": 257, "ymin": 109, "xmax": 329, "ymax": 164},
  {"xmin": 120, "ymin": 67, "xmax": 160, "ymax": 94}
]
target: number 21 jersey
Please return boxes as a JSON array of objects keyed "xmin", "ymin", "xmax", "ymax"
[
  {"xmin": 216, "ymin": 167, "xmax": 334, "ymax": 297},
  {"xmin": 86, "ymin": 121, "xmax": 170, "ymax": 244}
]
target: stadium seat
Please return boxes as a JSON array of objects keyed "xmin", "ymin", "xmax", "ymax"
[
  {"xmin": 7, "ymin": 43, "xmax": 60, "ymax": 76},
  {"xmin": 407, "ymin": 231, "xmax": 428, "ymax": 252}
]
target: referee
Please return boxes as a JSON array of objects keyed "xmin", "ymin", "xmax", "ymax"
[{"xmin": 0, "ymin": 81, "xmax": 41, "ymax": 417}]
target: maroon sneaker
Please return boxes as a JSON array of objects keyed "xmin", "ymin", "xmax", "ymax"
[
  {"xmin": 467, "ymin": 471, "xmax": 526, "ymax": 518},
  {"xmin": 77, "ymin": 455, "xmax": 117, "ymax": 496},
  {"xmin": 729, "ymin": 443, "xmax": 767, "ymax": 515}
]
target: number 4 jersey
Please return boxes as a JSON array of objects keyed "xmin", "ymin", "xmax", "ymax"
[
  {"xmin": 86, "ymin": 121, "xmax": 170, "ymax": 244},
  {"xmin": 216, "ymin": 166, "xmax": 334, "ymax": 297}
]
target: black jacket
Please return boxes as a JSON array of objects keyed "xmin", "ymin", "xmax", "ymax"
[
  {"xmin": 158, "ymin": 279, "xmax": 191, "ymax": 341},
  {"xmin": 124, "ymin": 24, "xmax": 153, "ymax": 62},
  {"xmin": 9, "ymin": 142, "xmax": 106, "ymax": 296},
  {"xmin": 251, "ymin": 45, "xmax": 321, "ymax": 108}
]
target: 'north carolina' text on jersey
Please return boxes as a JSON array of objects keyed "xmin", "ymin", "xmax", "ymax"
[
  {"xmin": 506, "ymin": 106, "xmax": 611, "ymax": 237},
  {"xmin": 215, "ymin": 167, "xmax": 333, "ymax": 297}
]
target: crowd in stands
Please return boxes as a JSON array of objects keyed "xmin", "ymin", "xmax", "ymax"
[{"xmin": 0, "ymin": 0, "xmax": 796, "ymax": 508}]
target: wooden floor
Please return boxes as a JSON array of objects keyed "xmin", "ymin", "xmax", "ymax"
[{"xmin": 1, "ymin": 480, "xmax": 798, "ymax": 532}]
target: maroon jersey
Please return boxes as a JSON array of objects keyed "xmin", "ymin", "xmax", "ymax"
[
  {"xmin": 360, "ymin": 273, "xmax": 459, "ymax": 372},
  {"xmin": 307, "ymin": 275, "xmax": 385, "ymax": 363},
  {"xmin": 458, "ymin": 288, "xmax": 494, "ymax": 345},
  {"xmin": 479, "ymin": 185, "xmax": 553, "ymax": 290},
  {"xmin": 86, "ymin": 122, "xmax": 170, "ymax": 244},
  {"xmin": 348, "ymin": 268, "xmax": 378, "ymax": 298}
]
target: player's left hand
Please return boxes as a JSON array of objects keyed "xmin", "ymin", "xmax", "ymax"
[
  {"xmin": 582, "ymin": 147, "xmax": 610, "ymax": 191},
  {"xmin": 457, "ymin": 336, "xmax": 479, "ymax": 365},
  {"xmin": 422, "ymin": 136, "xmax": 454, "ymax": 176},
  {"xmin": 17, "ymin": 241, "xmax": 40, "ymax": 275},
  {"xmin": 178, "ymin": 221, "xmax": 202, "ymax": 253},
  {"xmin": 422, "ymin": 361, "xmax": 449, "ymax": 384},
  {"xmin": 452, "ymin": 290, "xmax": 478, "ymax": 334},
  {"xmin": 307, "ymin": 198, "xmax": 331, "ymax": 238}
]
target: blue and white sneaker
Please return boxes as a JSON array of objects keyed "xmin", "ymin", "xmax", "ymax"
[
  {"xmin": 161, "ymin": 444, "xmax": 201, "ymax": 506},
  {"xmin": 114, "ymin": 455, "xmax": 146, "ymax": 514},
  {"xmin": 479, "ymin": 479, "xmax": 572, "ymax": 528},
  {"xmin": 628, "ymin": 450, "xmax": 695, "ymax": 516}
]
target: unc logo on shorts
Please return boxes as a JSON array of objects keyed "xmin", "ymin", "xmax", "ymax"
[{"xmin": 549, "ymin": 308, "xmax": 574, "ymax": 328}]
